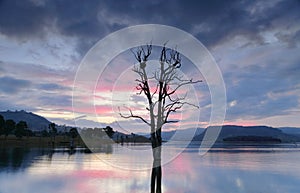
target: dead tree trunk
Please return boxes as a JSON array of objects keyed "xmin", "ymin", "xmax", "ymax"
[
  {"xmin": 119, "ymin": 44, "xmax": 201, "ymax": 193},
  {"xmin": 151, "ymin": 145, "xmax": 162, "ymax": 193}
]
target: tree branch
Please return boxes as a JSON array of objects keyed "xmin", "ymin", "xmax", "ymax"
[
  {"xmin": 167, "ymin": 79, "xmax": 202, "ymax": 96},
  {"xmin": 119, "ymin": 107, "xmax": 151, "ymax": 126},
  {"xmin": 122, "ymin": 43, "xmax": 203, "ymax": 134}
]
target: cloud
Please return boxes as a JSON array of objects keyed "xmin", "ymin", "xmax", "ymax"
[
  {"xmin": 0, "ymin": 61, "xmax": 77, "ymax": 117},
  {"xmin": 0, "ymin": 76, "xmax": 31, "ymax": 94},
  {"xmin": 0, "ymin": 0, "xmax": 51, "ymax": 39},
  {"xmin": 0, "ymin": 61, "xmax": 5, "ymax": 75},
  {"xmin": 224, "ymin": 58, "xmax": 300, "ymax": 118},
  {"xmin": 1, "ymin": 61, "xmax": 74, "ymax": 83},
  {"xmin": 38, "ymin": 95, "xmax": 72, "ymax": 107},
  {"xmin": 0, "ymin": 0, "xmax": 299, "ymax": 127},
  {"xmin": 227, "ymin": 94, "xmax": 298, "ymax": 120},
  {"xmin": 0, "ymin": 98, "xmax": 37, "ymax": 112},
  {"xmin": 193, "ymin": 0, "xmax": 300, "ymax": 48},
  {"xmin": 1, "ymin": 0, "xmax": 299, "ymax": 54},
  {"xmin": 37, "ymin": 83, "xmax": 70, "ymax": 91},
  {"xmin": 275, "ymin": 29, "xmax": 300, "ymax": 48}
]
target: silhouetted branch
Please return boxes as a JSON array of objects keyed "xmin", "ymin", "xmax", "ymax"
[
  {"xmin": 125, "ymin": 43, "xmax": 203, "ymax": 193},
  {"xmin": 119, "ymin": 107, "xmax": 151, "ymax": 126},
  {"xmin": 166, "ymin": 79, "xmax": 202, "ymax": 96}
]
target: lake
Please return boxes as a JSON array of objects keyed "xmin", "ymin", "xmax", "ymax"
[{"xmin": 1, "ymin": 143, "xmax": 300, "ymax": 193}]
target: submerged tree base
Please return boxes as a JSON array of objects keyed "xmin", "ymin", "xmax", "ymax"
[{"xmin": 151, "ymin": 145, "xmax": 162, "ymax": 193}]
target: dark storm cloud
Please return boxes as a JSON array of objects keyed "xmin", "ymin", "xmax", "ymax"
[
  {"xmin": 1, "ymin": 0, "xmax": 299, "ymax": 53},
  {"xmin": 0, "ymin": 76, "xmax": 31, "ymax": 94},
  {"xmin": 0, "ymin": 0, "xmax": 51, "ymax": 39},
  {"xmin": 0, "ymin": 0, "xmax": 104, "ymax": 55},
  {"xmin": 59, "ymin": 0, "xmax": 300, "ymax": 49}
]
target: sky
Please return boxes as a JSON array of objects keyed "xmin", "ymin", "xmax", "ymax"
[{"xmin": 0, "ymin": 0, "xmax": 299, "ymax": 132}]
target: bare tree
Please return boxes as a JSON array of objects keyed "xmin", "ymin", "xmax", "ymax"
[{"xmin": 120, "ymin": 44, "xmax": 201, "ymax": 193}]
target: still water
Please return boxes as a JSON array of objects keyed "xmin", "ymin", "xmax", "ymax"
[{"xmin": 1, "ymin": 144, "xmax": 300, "ymax": 193}]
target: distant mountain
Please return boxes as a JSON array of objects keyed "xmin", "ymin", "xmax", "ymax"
[
  {"xmin": 0, "ymin": 110, "xmax": 51, "ymax": 131},
  {"xmin": 279, "ymin": 127, "xmax": 300, "ymax": 135},
  {"xmin": 164, "ymin": 128, "xmax": 205, "ymax": 141},
  {"xmin": 193, "ymin": 125, "xmax": 300, "ymax": 143},
  {"xmin": 112, "ymin": 131, "xmax": 150, "ymax": 143},
  {"xmin": 139, "ymin": 127, "xmax": 205, "ymax": 141}
]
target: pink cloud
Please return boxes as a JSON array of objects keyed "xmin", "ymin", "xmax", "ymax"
[
  {"xmin": 95, "ymin": 105, "xmax": 114, "ymax": 114},
  {"xmin": 70, "ymin": 105, "xmax": 113, "ymax": 115}
]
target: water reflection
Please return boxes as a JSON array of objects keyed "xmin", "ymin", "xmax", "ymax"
[
  {"xmin": 0, "ymin": 145, "xmax": 113, "ymax": 171},
  {"xmin": 0, "ymin": 145, "xmax": 300, "ymax": 193},
  {"xmin": 0, "ymin": 148, "xmax": 33, "ymax": 171}
]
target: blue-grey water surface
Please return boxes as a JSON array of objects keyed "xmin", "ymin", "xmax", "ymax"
[{"xmin": 1, "ymin": 144, "xmax": 300, "ymax": 193}]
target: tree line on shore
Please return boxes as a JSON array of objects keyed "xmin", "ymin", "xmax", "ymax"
[
  {"xmin": 0, "ymin": 114, "xmax": 116, "ymax": 141},
  {"xmin": 0, "ymin": 114, "xmax": 32, "ymax": 139},
  {"xmin": 0, "ymin": 114, "xmax": 149, "ymax": 148},
  {"xmin": 0, "ymin": 114, "xmax": 80, "ymax": 140}
]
